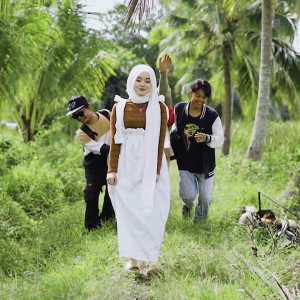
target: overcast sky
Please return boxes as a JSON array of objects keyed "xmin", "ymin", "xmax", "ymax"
[
  {"xmin": 79, "ymin": 0, "xmax": 300, "ymax": 52},
  {"xmin": 79, "ymin": 0, "xmax": 122, "ymax": 13},
  {"xmin": 79, "ymin": 0, "xmax": 123, "ymax": 29}
]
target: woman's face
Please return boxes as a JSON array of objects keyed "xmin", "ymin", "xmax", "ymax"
[{"xmin": 133, "ymin": 71, "xmax": 152, "ymax": 96}]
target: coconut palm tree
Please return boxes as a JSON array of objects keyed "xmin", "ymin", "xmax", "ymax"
[
  {"xmin": 150, "ymin": 0, "xmax": 258, "ymax": 155},
  {"xmin": 245, "ymin": 0, "xmax": 274, "ymax": 160},
  {"xmin": 127, "ymin": 0, "xmax": 300, "ymax": 157},
  {"xmin": 0, "ymin": 0, "xmax": 115, "ymax": 142},
  {"xmin": 246, "ymin": 0, "xmax": 300, "ymax": 160}
]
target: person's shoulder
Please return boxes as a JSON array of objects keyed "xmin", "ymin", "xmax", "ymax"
[
  {"xmin": 159, "ymin": 101, "xmax": 167, "ymax": 111},
  {"xmin": 175, "ymin": 101, "xmax": 188, "ymax": 107},
  {"xmin": 76, "ymin": 128, "xmax": 91, "ymax": 145},
  {"xmin": 96, "ymin": 111, "xmax": 110, "ymax": 124},
  {"xmin": 204, "ymin": 105, "xmax": 220, "ymax": 122},
  {"xmin": 97, "ymin": 109, "xmax": 110, "ymax": 119},
  {"xmin": 205, "ymin": 105, "xmax": 219, "ymax": 116},
  {"xmin": 174, "ymin": 101, "xmax": 188, "ymax": 111},
  {"xmin": 112, "ymin": 99, "xmax": 130, "ymax": 110}
]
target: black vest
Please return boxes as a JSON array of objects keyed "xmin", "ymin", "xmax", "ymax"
[{"xmin": 170, "ymin": 102, "xmax": 218, "ymax": 178}]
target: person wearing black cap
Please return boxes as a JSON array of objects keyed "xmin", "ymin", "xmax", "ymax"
[{"xmin": 66, "ymin": 95, "xmax": 115, "ymax": 230}]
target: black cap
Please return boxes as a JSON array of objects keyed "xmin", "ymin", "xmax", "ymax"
[{"xmin": 66, "ymin": 95, "xmax": 88, "ymax": 116}]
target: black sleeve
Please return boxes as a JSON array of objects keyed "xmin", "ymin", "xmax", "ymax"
[{"xmin": 100, "ymin": 144, "xmax": 110, "ymax": 157}]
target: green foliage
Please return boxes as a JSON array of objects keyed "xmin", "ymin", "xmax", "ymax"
[
  {"xmin": 3, "ymin": 162, "xmax": 64, "ymax": 218},
  {"xmin": 32, "ymin": 122, "xmax": 84, "ymax": 202},
  {"xmin": 0, "ymin": 140, "xmax": 21, "ymax": 175},
  {"xmin": 0, "ymin": 0, "xmax": 115, "ymax": 142},
  {"xmin": 99, "ymin": 4, "xmax": 163, "ymax": 108},
  {"xmin": 0, "ymin": 194, "xmax": 34, "ymax": 240},
  {"xmin": 0, "ymin": 114, "xmax": 300, "ymax": 299},
  {"xmin": 0, "ymin": 193, "xmax": 37, "ymax": 277},
  {"xmin": 150, "ymin": 0, "xmax": 300, "ymax": 118}
]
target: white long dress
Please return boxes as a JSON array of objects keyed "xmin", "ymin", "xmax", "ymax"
[{"xmin": 109, "ymin": 127, "xmax": 170, "ymax": 262}]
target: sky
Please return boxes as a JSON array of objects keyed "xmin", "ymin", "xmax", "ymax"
[
  {"xmin": 79, "ymin": 0, "xmax": 122, "ymax": 13},
  {"xmin": 79, "ymin": 0, "xmax": 123, "ymax": 29},
  {"xmin": 79, "ymin": 0, "xmax": 300, "ymax": 52}
]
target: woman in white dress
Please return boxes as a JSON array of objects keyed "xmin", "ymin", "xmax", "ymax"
[{"xmin": 106, "ymin": 64, "xmax": 170, "ymax": 275}]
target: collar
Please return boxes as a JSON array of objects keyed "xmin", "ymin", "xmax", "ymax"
[{"xmin": 185, "ymin": 102, "xmax": 206, "ymax": 119}]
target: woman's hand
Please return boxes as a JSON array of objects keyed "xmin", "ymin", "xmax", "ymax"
[
  {"xmin": 156, "ymin": 174, "xmax": 160, "ymax": 182},
  {"xmin": 159, "ymin": 54, "xmax": 172, "ymax": 72},
  {"xmin": 106, "ymin": 172, "xmax": 117, "ymax": 185}
]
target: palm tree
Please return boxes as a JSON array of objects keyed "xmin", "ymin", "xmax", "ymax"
[
  {"xmin": 127, "ymin": 0, "xmax": 300, "ymax": 157},
  {"xmin": 245, "ymin": 0, "xmax": 300, "ymax": 160},
  {"xmin": 0, "ymin": 0, "xmax": 115, "ymax": 142},
  {"xmin": 125, "ymin": 0, "xmax": 154, "ymax": 29},
  {"xmin": 150, "ymin": 0, "xmax": 257, "ymax": 155}
]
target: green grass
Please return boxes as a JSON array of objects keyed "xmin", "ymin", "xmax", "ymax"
[{"xmin": 0, "ymin": 120, "xmax": 299, "ymax": 299}]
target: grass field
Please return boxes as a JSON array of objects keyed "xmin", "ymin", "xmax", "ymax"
[{"xmin": 0, "ymin": 120, "xmax": 299, "ymax": 299}]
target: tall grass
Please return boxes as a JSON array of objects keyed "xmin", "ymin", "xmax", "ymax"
[{"xmin": 0, "ymin": 120, "xmax": 299, "ymax": 300}]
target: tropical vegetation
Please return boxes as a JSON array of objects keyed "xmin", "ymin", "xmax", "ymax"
[
  {"xmin": 0, "ymin": 117, "xmax": 299, "ymax": 299},
  {"xmin": 0, "ymin": 0, "xmax": 300, "ymax": 299}
]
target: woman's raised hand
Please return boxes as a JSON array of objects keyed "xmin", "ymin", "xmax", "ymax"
[{"xmin": 159, "ymin": 54, "xmax": 172, "ymax": 72}]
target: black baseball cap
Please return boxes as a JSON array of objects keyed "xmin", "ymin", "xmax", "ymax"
[{"xmin": 66, "ymin": 95, "xmax": 89, "ymax": 116}]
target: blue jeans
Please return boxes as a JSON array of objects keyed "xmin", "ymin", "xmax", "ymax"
[{"xmin": 179, "ymin": 170, "xmax": 214, "ymax": 222}]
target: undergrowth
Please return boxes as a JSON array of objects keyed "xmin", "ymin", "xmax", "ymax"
[{"xmin": 0, "ymin": 120, "xmax": 299, "ymax": 299}]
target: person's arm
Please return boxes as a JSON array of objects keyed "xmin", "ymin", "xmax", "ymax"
[
  {"xmin": 158, "ymin": 54, "xmax": 172, "ymax": 106},
  {"xmin": 107, "ymin": 104, "xmax": 121, "ymax": 173},
  {"xmin": 206, "ymin": 116, "xmax": 224, "ymax": 148},
  {"xmin": 156, "ymin": 103, "xmax": 168, "ymax": 175},
  {"xmin": 82, "ymin": 134, "xmax": 110, "ymax": 155},
  {"xmin": 76, "ymin": 129, "xmax": 110, "ymax": 156},
  {"xmin": 194, "ymin": 116, "xmax": 224, "ymax": 148}
]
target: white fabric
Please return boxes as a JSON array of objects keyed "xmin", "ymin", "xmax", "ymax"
[
  {"xmin": 206, "ymin": 116, "xmax": 224, "ymax": 148},
  {"xmin": 114, "ymin": 95, "xmax": 127, "ymax": 144},
  {"xmin": 164, "ymin": 130, "xmax": 171, "ymax": 149},
  {"xmin": 82, "ymin": 131, "xmax": 110, "ymax": 156},
  {"xmin": 108, "ymin": 64, "xmax": 170, "ymax": 262},
  {"xmin": 108, "ymin": 128, "xmax": 170, "ymax": 262},
  {"xmin": 114, "ymin": 64, "xmax": 165, "ymax": 214}
]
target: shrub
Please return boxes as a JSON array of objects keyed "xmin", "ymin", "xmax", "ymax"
[
  {"xmin": 3, "ymin": 161, "xmax": 65, "ymax": 219},
  {"xmin": 0, "ymin": 194, "xmax": 36, "ymax": 239},
  {"xmin": 0, "ymin": 194, "xmax": 38, "ymax": 276},
  {"xmin": 0, "ymin": 139, "xmax": 27, "ymax": 176},
  {"xmin": 30, "ymin": 122, "xmax": 84, "ymax": 202}
]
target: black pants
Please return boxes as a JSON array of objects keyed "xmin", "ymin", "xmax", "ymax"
[{"xmin": 84, "ymin": 167, "xmax": 115, "ymax": 230}]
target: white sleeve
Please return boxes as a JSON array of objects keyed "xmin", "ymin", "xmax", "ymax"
[
  {"xmin": 83, "ymin": 131, "xmax": 110, "ymax": 156},
  {"xmin": 206, "ymin": 116, "xmax": 224, "ymax": 148}
]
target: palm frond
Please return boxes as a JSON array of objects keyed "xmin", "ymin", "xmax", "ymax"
[
  {"xmin": 168, "ymin": 14, "xmax": 189, "ymax": 27},
  {"xmin": 124, "ymin": 0, "xmax": 154, "ymax": 30}
]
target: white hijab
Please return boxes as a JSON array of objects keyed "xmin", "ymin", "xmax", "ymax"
[{"xmin": 114, "ymin": 64, "xmax": 165, "ymax": 215}]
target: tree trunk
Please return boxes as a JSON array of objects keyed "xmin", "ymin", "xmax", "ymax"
[
  {"xmin": 221, "ymin": 41, "xmax": 232, "ymax": 156},
  {"xmin": 245, "ymin": 0, "xmax": 274, "ymax": 160},
  {"xmin": 20, "ymin": 103, "xmax": 35, "ymax": 143}
]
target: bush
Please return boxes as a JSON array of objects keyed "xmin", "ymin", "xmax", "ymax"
[
  {"xmin": 30, "ymin": 122, "xmax": 84, "ymax": 202},
  {"xmin": 0, "ymin": 194, "xmax": 39, "ymax": 276},
  {"xmin": 0, "ymin": 194, "xmax": 36, "ymax": 239},
  {"xmin": 0, "ymin": 139, "xmax": 27, "ymax": 176},
  {"xmin": 3, "ymin": 161, "xmax": 65, "ymax": 219}
]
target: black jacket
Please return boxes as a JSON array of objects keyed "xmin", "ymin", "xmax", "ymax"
[{"xmin": 170, "ymin": 102, "xmax": 219, "ymax": 178}]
